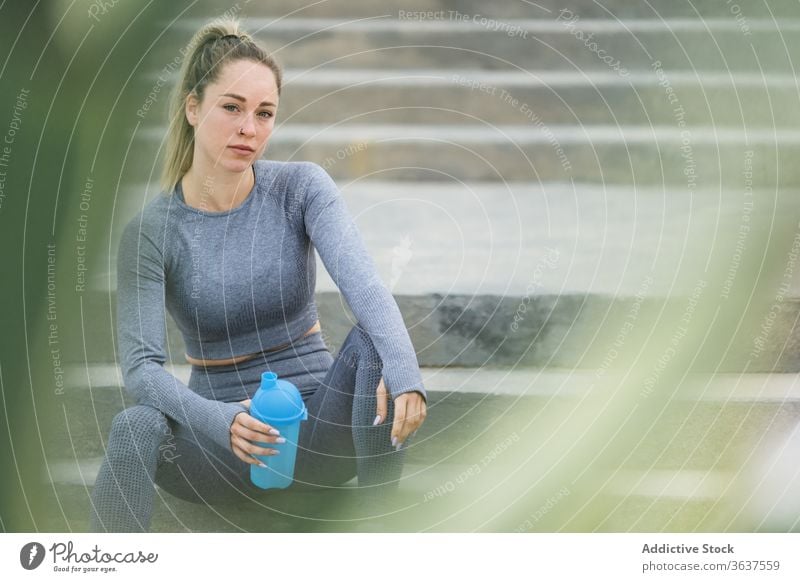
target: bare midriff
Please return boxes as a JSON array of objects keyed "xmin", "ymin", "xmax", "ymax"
[{"xmin": 185, "ymin": 320, "xmax": 322, "ymax": 366}]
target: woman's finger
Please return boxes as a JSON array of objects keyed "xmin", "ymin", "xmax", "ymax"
[
  {"xmin": 235, "ymin": 433, "xmax": 278, "ymax": 456},
  {"xmin": 392, "ymin": 394, "xmax": 427, "ymax": 446},
  {"xmin": 374, "ymin": 377, "xmax": 388, "ymax": 425},
  {"xmin": 231, "ymin": 414, "xmax": 279, "ymax": 441},
  {"xmin": 403, "ymin": 399, "xmax": 422, "ymax": 437},
  {"xmin": 408, "ymin": 399, "xmax": 426, "ymax": 440},
  {"xmin": 391, "ymin": 396, "xmax": 408, "ymax": 449},
  {"xmin": 234, "ymin": 411, "xmax": 280, "ymax": 437},
  {"xmin": 411, "ymin": 398, "xmax": 427, "ymax": 430},
  {"xmin": 232, "ymin": 434, "xmax": 279, "ymax": 458},
  {"xmin": 235, "ymin": 446, "xmax": 267, "ymax": 468},
  {"xmin": 231, "ymin": 439, "xmax": 259, "ymax": 466},
  {"xmin": 233, "ymin": 424, "xmax": 285, "ymax": 445}
]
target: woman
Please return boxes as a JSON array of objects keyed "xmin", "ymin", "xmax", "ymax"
[{"xmin": 88, "ymin": 18, "xmax": 427, "ymax": 532}]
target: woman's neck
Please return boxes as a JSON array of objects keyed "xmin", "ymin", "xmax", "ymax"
[{"xmin": 181, "ymin": 162, "xmax": 255, "ymax": 212}]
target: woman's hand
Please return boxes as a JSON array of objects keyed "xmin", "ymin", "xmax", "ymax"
[
  {"xmin": 373, "ymin": 378, "xmax": 426, "ymax": 450},
  {"xmin": 230, "ymin": 399, "xmax": 286, "ymax": 466}
]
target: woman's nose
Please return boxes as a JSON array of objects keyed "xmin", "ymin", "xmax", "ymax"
[{"xmin": 239, "ymin": 117, "xmax": 256, "ymax": 136}]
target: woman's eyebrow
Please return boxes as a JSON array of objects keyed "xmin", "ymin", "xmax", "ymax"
[{"xmin": 220, "ymin": 92, "xmax": 276, "ymax": 107}]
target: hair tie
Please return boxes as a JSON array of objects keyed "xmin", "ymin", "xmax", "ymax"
[{"xmin": 219, "ymin": 34, "xmax": 240, "ymax": 41}]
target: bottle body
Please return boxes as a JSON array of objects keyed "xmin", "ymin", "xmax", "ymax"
[{"xmin": 248, "ymin": 372, "xmax": 308, "ymax": 489}]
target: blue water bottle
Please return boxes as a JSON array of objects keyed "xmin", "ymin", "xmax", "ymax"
[{"xmin": 248, "ymin": 371, "xmax": 308, "ymax": 489}]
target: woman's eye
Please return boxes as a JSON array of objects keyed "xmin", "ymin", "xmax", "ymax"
[{"xmin": 224, "ymin": 105, "xmax": 271, "ymax": 118}]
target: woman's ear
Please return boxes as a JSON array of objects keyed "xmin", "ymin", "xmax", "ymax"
[{"xmin": 184, "ymin": 92, "xmax": 199, "ymax": 127}]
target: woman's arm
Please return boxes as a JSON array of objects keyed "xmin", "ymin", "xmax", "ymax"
[
  {"xmin": 300, "ymin": 163, "xmax": 427, "ymax": 404},
  {"xmin": 115, "ymin": 213, "xmax": 247, "ymax": 452}
]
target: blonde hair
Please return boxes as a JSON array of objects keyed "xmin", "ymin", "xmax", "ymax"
[{"xmin": 160, "ymin": 17, "xmax": 282, "ymax": 192}]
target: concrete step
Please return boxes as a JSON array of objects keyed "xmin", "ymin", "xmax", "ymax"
[
  {"xmin": 80, "ymin": 168, "xmax": 800, "ymax": 376},
  {"xmin": 40, "ymin": 459, "xmax": 731, "ymax": 531},
  {"xmin": 157, "ymin": 16, "xmax": 800, "ymax": 73},
  {"xmin": 275, "ymin": 71, "xmax": 800, "ymax": 129},
  {"xmin": 136, "ymin": 68, "xmax": 800, "ymax": 128},
  {"xmin": 41, "ymin": 362, "xmax": 800, "ymax": 532},
  {"xmin": 137, "ymin": 124, "xmax": 800, "ymax": 185},
  {"xmin": 107, "ymin": 181, "xmax": 800, "ymax": 297},
  {"xmin": 46, "ymin": 368, "xmax": 800, "ymax": 471},
  {"xmin": 38, "ymin": 480, "xmax": 729, "ymax": 532},
  {"xmin": 47, "ymin": 457, "xmax": 734, "ymax": 504},
  {"xmin": 238, "ymin": 18, "xmax": 800, "ymax": 73},
  {"xmin": 58, "ymin": 285, "xmax": 800, "ymax": 373},
  {"xmin": 65, "ymin": 366, "xmax": 800, "ymax": 401},
  {"xmin": 184, "ymin": 0, "xmax": 800, "ymax": 20},
  {"xmin": 68, "ymin": 176, "xmax": 800, "ymax": 373}
]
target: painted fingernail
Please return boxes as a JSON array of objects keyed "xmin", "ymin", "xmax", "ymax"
[
  {"xmin": 259, "ymin": 462, "xmax": 267, "ymax": 468},
  {"xmin": 373, "ymin": 415, "xmax": 382, "ymax": 426},
  {"xmin": 268, "ymin": 428, "xmax": 280, "ymax": 436},
  {"xmin": 275, "ymin": 437, "xmax": 286, "ymax": 443},
  {"xmin": 272, "ymin": 449, "xmax": 280, "ymax": 455},
  {"xmin": 391, "ymin": 436, "xmax": 397, "ymax": 447}
]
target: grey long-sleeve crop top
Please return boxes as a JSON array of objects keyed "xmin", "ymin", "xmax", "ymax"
[{"xmin": 116, "ymin": 159, "xmax": 426, "ymax": 452}]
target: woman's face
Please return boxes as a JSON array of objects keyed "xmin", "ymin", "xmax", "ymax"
[{"xmin": 185, "ymin": 58, "xmax": 279, "ymax": 172}]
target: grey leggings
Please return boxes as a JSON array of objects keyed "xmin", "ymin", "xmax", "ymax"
[{"xmin": 88, "ymin": 326, "xmax": 409, "ymax": 532}]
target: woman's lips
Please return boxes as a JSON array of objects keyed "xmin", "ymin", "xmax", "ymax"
[{"xmin": 229, "ymin": 145, "xmax": 254, "ymax": 154}]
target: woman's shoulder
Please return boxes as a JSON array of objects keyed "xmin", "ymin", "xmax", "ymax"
[
  {"xmin": 254, "ymin": 160, "xmax": 337, "ymax": 215},
  {"xmin": 118, "ymin": 192, "xmax": 174, "ymax": 250},
  {"xmin": 255, "ymin": 158, "xmax": 330, "ymax": 186}
]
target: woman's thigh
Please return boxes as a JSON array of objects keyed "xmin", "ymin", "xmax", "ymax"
[
  {"xmin": 290, "ymin": 327, "xmax": 390, "ymax": 491},
  {"xmin": 153, "ymin": 417, "xmax": 266, "ymax": 505}
]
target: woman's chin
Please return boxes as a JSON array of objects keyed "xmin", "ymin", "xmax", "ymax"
[{"xmin": 216, "ymin": 155, "xmax": 253, "ymax": 172}]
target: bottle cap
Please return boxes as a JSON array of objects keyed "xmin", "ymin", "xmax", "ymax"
[{"xmin": 249, "ymin": 372, "xmax": 307, "ymax": 424}]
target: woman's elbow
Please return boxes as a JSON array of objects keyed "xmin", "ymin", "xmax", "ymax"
[{"xmin": 119, "ymin": 359, "xmax": 158, "ymax": 403}]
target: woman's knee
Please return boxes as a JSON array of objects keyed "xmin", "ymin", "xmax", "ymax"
[
  {"xmin": 108, "ymin": 405, "xmax": 169, "ymax": 453},
  {"xmin": 342, "ymin": 326, "xmax": 382, "ymax": 367}
]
